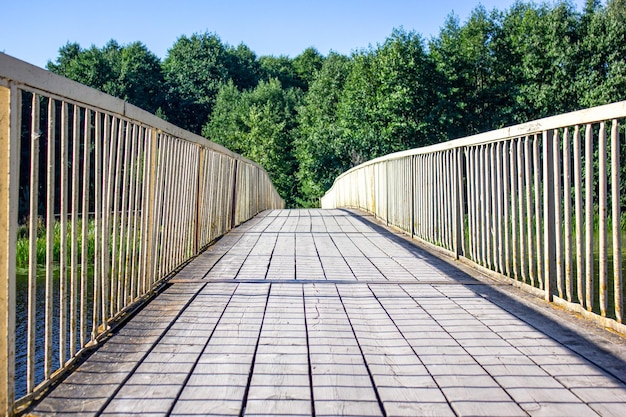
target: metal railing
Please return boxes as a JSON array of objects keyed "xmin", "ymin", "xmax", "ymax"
[
  {"xmin": 322, "ymin": 100, "xmax": 626, "ymax": 336},
  {"xmin": 0, "ymin": 53, "xmax": 284, "ymax": 415}
]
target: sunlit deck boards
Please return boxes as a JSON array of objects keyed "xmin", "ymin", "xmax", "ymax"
[{"xmin": 30, "ymin": 210, "xmax": 626, "ymax": 416}]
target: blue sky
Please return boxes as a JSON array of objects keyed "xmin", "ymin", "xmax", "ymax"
[{"xmin": 3, "ymin": 0, "xmax": 588, "ymax": 69}]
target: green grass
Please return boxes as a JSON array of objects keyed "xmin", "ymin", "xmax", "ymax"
[{"xmin": 15, "ymin": 217, "xmax": 96, "ymax": 273}]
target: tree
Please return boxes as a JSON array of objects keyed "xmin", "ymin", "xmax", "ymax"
[
  {"xmin": 293, "ymin": 47, "xmax": 325, "ymax": 90},
  {"xmin": 493, "ymin": 1, "xmax": 581, "ymax": 122},
  {"xmin": 203, "ymin": 79, "xmax": 302, "ymax": 206},
  {"xmin": 337, "ymin": 29, "xmax": 439, "ymax": 166},
  {"xmin": 430, "ymin": 7, "xmax": 510, "ymax": 138},
  {"xmin": 225, "ymin": 43, "xmax": 262, "ymax": 91},
  {"xmin": 578, "ymin": 0, "xmax": 626, "ymax": 107},
  {"xmin": 259, "ymin": 55, "xmax": 305, "ymax": 90},
  {"xmin": 47, "ymin": 40, "xmax": 165, "ymax": 114},
  {"xmin": 295, "ymin": 53, "xmax": 351, "ymax": 206},
  {"xmin": 162, "ymin": 33, "xmax": 232, "ymax": 133}
]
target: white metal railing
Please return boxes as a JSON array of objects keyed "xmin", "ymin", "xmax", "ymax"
[
  {"xmin": 322, "ymin": 100, "xmax": 626, "ymax": 336},
  {"xmin": 0, "ymin": 53, "xmax": 284, "ymax": 415}
]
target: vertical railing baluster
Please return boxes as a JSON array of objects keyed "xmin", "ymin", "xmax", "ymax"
[
  {"xmin": 573, "ymin": 126, "xmax": 584, "ymax": 305},
  {"xmin": 130, "ymin": 127, "xmax": 144, "ymax": 300},
  {"xmin": 533, "ymin": 134, "xmax": 543, "ymax": 289},
  {"xmin": 485, "ymin": 145, "xmax": 493, "ymax": 267},
  {"xmin": 598, "ymin": 122, "xmax": 608, "ymax": 316},
  {"xmin": 543, "ymin": 130, "xmax": 557, "ymax": 301},
  {"xmin": 470, "ymin": 147, "xmax": 478, "ymax": 261},
  {"xmin": 195, "ymin": 147, "xmax": 205, "ymax": 253},
  {"xmin": 215, "ymin": 154, "xmax": 224, "ymax": 238},
  {"xmin": 611, "ymin": 119, "xmax": 622, "ymax": 323},
  {"xmin": 123, "ymin": 124, "xmax": 138, "ymax": 304},
  {"xmin": 496, "ymin": 142, "xmax": 504, "ymax": 274},
  {"xmin": 455, "ymin": 149, "xmax": 464, "ymax": 258},
  {"xmin": 109, "ymin": 119, "xmax": 123, "ymax": 317},
  {"xmin": 503, "ymin": 141, "xmax": 511, "ymax": 276},
  {"xmin": 157, "ymin": 138, "xmax": 170, "ymax": 278},
  {"xmin": 441, "ymin": 154, "xmax": 447, "ymax": 246},
  {"xmin": 101, "ymin": 115, "xmax": 114, "ymax": 336},
  {"xmin": 81, "ymin": 110, "xmax": 92, "ymax": 342},
  {"xmin": 412, "ymin": 157, "xmax": 417, "ymax": 237},
  {"xmin": 417, "ymin": 155, "xmax": 423, "ymax": 239},
  {"xmin": 0, "ymin": 83, "xmax": 20, "ymax": 416},
  {"xmin": 164, "ymin": 139, "xmax": 177, "ymax": 274},
  {"xmin": 152, "ymin": 135, "xmax": 165, "ymax": 282},
  {"xmin": 445, "ymin": 153, "xmax": 451, "ymax": 247},
  {"xmin": 59, "ymin": 102, "xmax": 68, "ymax": 367},
  {"xmin": 179, "ymin": 143, "xmax": 191, "ymax": 262},
  {"xmin": 490, "ymin": 145, "xmax": 498, "ymax": 267},
  {"xmin": 143, "ymin": 129, "xmax": 158, "ymax": 292},
  {"xmin": 517, "ymin": 138, "xmax": 526, "ymax": 282},
  {"xmin": 585, "ymin": 124, "xmax": 595, "ymax": 311},
  {"xmin": 480, "ymin": 146, "xmax": 487, "ymax": 266},
  {"xmin": 510, "ymin": 139, "xmax": 519, "ymax": 279},
  {"xmin": 421, "ymin": 155, "xmax": 426, "ymax": 240},
  {"xmin": 206, "ymin": 152, "xmax": 216, "ymax": 243},
  {"xmin": 44, "ymin": 98, "xmax": 55, "ymax": 380},
  {"xmin": 94, "ymin": 112, "xmax": 103, "ymax": 334},
  {"xmin": 524, "ymin": 136, "xmax": 535, "ymax": 286},
  {"xmin": 69, "ymin": 105, "xmax": 79, "ymax": 357},
  {"xmin": 117, "ymin": 121, "xmax": 135, "ymax": 315},
  {"xmin": 563, "ymin": 128, "xmax": 573, "ymax": 301},
  {"xmin": 28, "ymin": 94, "xmax": 41, "ymax": 389},
  {"xmin": 554, "ymin": 130, "xmax": 564, "ymax": 299}
]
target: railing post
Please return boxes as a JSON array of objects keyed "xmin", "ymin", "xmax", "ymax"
[
  {"xmin": 385, "ymin": 160, "xmax": 390, "ymax": 225},
  {"xmin": 145, "ymin": 128, "xmax": 160, "ymax": 288},
  {"xmin": 230, "ymin": 159, "xmax": 239, "ymax": 229},
  {"xmin": 543, "ymin": 129, "xmax": 557, "ymax": 301},
  {"xmin": 454, "ymin": 148, "xmax": 464, "ymax": 259},
  {"xmin": 410, "ymin": 156, "xmax": 415, "ymax": 238},
  {"xmin": 195, "ymin": 147, "xmax": 205, "ymax": 253},
  {"xmin": 0, "ymin": 83, "xmax": 18, "ymax": 416}
]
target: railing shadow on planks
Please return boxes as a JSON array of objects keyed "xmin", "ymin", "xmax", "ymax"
[
  {"xmin": 322, "ymin": 100, "xmax": 626, "ymax": 339},
  {"xmin": 0, "ymin": 53, "xmax": 284, "ymax": 416}
]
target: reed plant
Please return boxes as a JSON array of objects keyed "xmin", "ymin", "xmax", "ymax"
[{"xmin": 15, "ymin": 217, "xmax": 96, "ymax": 273}]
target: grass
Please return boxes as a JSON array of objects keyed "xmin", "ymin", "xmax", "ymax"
[{"xmin": 15, "ymin": 217, "xmax": 96, "ymax": 273}]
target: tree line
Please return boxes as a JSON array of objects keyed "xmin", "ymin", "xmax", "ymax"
[{"xmin": 47, "ymin": 0, "xmax": 625, "ymax": 207}]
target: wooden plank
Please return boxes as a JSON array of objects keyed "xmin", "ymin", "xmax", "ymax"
[{"xmin": 28, "ymin": 209, "xmax": 626, "ymax": 417}]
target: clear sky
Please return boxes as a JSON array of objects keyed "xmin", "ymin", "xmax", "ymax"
[{"xmin": 3, "ymin": 0, "xmax": 588, "ymax": 69}]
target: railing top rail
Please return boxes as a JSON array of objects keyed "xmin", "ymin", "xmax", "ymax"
[
  {"xmin": 0, "ymin": 52, "xmax": 265, "ymax": 171},
  {"xmin": 332, "ymin": 99, "xmax": 626, "ymax": 181}
]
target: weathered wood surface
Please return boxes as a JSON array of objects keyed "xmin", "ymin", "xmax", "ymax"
[{"xmin": 29, "ymin": 209, "xmax": 626, "ymax": 416}]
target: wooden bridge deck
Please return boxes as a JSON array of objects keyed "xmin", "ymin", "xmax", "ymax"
[{"xmin": 30, "ymin": 209, "xmax": 626, "ymax": 417}]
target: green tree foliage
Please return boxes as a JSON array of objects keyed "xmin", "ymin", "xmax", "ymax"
[
  {"xmin": 295, "ymin": 53, "xmax": 351, "ymax": 207},
  {"xmin": 47, "ymin": 40, "xmax": 165, "ymax": 114},
  {"xmin": 259, "ymin": 55, "xmax": 305, "ymax": 90},
  {"xmin": 578, "ymin": 0, "xmax": 626, "ymax": 107},
  {"xmin": 293, "ymin": 47, "xmax": 325, "ymax": 89},
  {"xmin": 338, "ymin": 29, "xmax": 439, "ymax": 164},
  {"xmin": 203, "ymin": 79, "xmax": 302, "ymax": 207},
  {"xmin": 163, "ymin": 33, "xmax": 239, "ymax": 133},
  {"xmin": 161, "ymin": 32, "xmax": 265, "ymax": 133},
  {"xmin": 494, "ymin": 1, "xmax": 581, "ymax": 122},
  {"xmin": 430, "ymin": 8, "xmax": 512, "ymax": 138},
  {"xmin": 46, "ymin": 1, "xmax": 625, "ymax": 207}
]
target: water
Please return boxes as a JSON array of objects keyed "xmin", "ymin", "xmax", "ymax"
[{"xmin": 14, "ymin": 268, "xmax": 94, "ymax": 399}]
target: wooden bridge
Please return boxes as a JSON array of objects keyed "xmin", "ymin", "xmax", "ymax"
[
  {"xmin": 3, "ymin": 55, "xmax": 626, "ymax": 416},
  {"xmin": 28, "ymin": 210, "xmax": 626, "ymax": 416}
]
